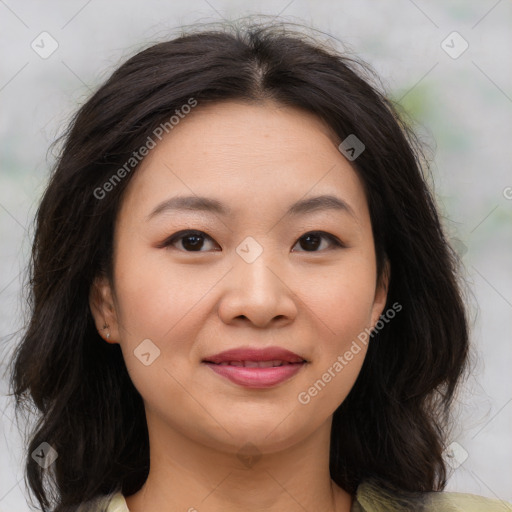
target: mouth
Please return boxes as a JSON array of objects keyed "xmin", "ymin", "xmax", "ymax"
[
  {"xmin": 205, "ymin": 360, "xmax": 305, "ymax": 367},
  {"xmin": 202, "ymin": 347, "xmax": 308, "ymax": 388}
]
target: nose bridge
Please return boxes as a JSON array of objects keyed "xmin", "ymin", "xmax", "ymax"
[
  {"xmin": 233, "ymin": 239, "xmax": 283, "ymax": 299},
  {"xmin": 217, "ymin": 237, "xmax": 297, "ymax": 327}
]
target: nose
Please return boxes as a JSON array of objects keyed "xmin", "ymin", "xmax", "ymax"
[{"xmin": 217, "ymin": 252, "xmax": 298, "ymax": 329}]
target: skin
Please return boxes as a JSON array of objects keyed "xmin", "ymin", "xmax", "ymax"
[{"xmin": 90, "ymin": 100, "xmax": 389, "ymax": 512}]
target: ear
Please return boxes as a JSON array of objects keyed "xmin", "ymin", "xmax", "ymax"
[
  {"xmin": 369, "ymin": 258, "xmax": 390, "ymax": 329},
  {"xmin": 89, "ymin": 273, "xmax": 120, "ymax": 344}
]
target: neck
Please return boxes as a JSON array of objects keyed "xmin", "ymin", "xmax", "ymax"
[{"xmin": 125, "ymin": 412, "xmax": 353, "ymax": 512}]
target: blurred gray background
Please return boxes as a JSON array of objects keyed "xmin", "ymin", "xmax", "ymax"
[{"xmin": 1, "ymin": 1, "xmax": 511, "ymax": 510}]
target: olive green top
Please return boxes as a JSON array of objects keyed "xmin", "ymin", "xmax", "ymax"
[{"xmin": 82, "ymin": 479, "xmax": 511, "ymax": 511}]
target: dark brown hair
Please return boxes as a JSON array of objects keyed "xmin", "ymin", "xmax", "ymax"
[{"xmin": 8, "ymin": 18, "xmax": 469, "ymax": 512}]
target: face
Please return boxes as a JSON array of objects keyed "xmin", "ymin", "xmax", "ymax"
[{"xmin": 90, "ymin": 100, "xmax": 388, "ymax": 457}]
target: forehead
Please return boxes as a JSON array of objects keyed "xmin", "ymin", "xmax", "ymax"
[{"xmin": 119, "ymin": 100, "xmax": 368, "ymax": 222}]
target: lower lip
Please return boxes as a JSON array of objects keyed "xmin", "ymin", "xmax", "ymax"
[{"xmin": 203, "ymin": 362, "xmax": 305, "ymax": 388}]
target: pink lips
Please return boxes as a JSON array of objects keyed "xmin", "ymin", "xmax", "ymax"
[{"xmin": 202, "ymin": 347, "xmax": 307, "ymax": 388}]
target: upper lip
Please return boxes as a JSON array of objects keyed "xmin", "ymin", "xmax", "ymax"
[{"xmin": 202, "ymin": 346, "xmax": 307, "ymax": 364}]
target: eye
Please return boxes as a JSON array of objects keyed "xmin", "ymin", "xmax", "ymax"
[
  {"xmin": 160, "ymin": 229, "xmax": 344, "ymax": 253},
  {"xmin": 292, "ymin": 231, "xmax": 344, "ymax": 252},
  {"xmin": 160, "ymin": 230, "xmax": 220, "ymax": 252}
]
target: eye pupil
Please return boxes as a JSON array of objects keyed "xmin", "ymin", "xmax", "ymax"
[
  {"xmin": 182, "ymin": 234, "xmax": 203, "ymax": 251},
  {"xmin": 300, "ymin": 233, "xmax": 321, "ymax": 251}
]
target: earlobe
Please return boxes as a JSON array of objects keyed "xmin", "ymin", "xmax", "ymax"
[{"xmin": 89, "ymin": 273, "xmax": 119, "ymax": 344}]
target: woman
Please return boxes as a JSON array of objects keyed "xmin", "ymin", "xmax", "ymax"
[{"xmin": 9, "ymin": 19, "xmax": 509, "ymax": 512}]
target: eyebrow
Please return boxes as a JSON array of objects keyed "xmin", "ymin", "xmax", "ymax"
[{"xmin": 146, "ymin": 194, "xmax": 356, "ymax": 221}]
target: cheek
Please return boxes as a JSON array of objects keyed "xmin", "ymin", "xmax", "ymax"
[
  {"xmin": 297, "ymin": 253, "xmax": 376, "ymax": 403},
  {"xmin": 111, "ymin": 247, "xmax": 208, "ymax": 403},
  {"xmin": 304, "ymin": 254, "xmax": 377, "ymax": 341},
  {"xmin": 111, "ymin": 249, "xmax": 199, "ymax": 387},
  {"xmin": 113, "ymin": 242, "xmax": 214, "ymax": 340}
]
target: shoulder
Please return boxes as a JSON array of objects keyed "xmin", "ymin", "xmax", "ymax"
[
  {"xmin": 79, "ymin": 486, "xmax": 511, "ymax": 512},
  {"xmin": 103, "ymin": 492, "xmax": 129, "ymax": 512},
  {"xmin": 75, "ymin": 491, "xmax": 129, "ymax": 512},
  {"xmin": 423, "ymin": 490, "xmax": 511, "ymax": 512},
  {"xmin": 353, "ymin": 479, "xmax": 511, "ymax": 512}
]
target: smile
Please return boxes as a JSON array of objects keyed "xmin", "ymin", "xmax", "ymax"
[{"xmin": 202, "ymin": 346, "xmax": 308, "ymax": 388}]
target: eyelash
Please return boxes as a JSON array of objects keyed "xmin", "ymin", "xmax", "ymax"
[{"xmin": 159, "ymin": 229, "xmax": 345, "ymax": 253}]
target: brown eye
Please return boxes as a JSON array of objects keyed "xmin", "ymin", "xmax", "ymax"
[
  {"xmin": 292, "ymin": 231, "xmax": 344, "ymax": 252},
  {"xmin": 162, "ymin": 230, "xmax": 220, "ymax": 252}
]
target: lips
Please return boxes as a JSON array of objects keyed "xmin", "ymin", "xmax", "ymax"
[
  {"xmin": 202, "ymin": 347, "xmax": 307, "ymax": 388},
  {"xmin": 213, "ymin": 360, "xmax": 299, "ymax": 367},
  {"xmin": 203, "ymin": 347, "xmax": 306, "ymax": 365}
]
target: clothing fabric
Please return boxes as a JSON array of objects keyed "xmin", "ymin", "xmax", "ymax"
[
  {"xmin": 83, "ymin": 479, "xmax": 511, "ymax": 511},
  {"xmin": 351, "ymin": 479, "xmax": 511, "ymax": 511}
]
